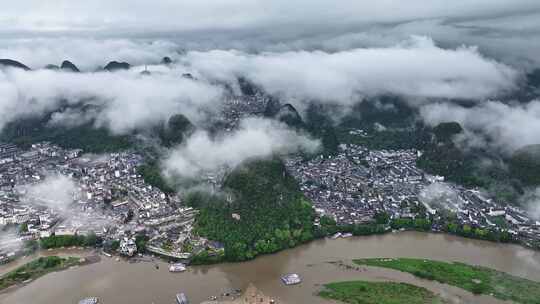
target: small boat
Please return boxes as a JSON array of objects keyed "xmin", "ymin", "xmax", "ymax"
[
  {"xmin": 169, "ymin": 263, "xmax": 186, "ymax": 272},
  {"xmin": 281, "ymin": 273, "xmax": 302, "ymax": 285},
  {"xmin": 79, "ymin": 297, "xmax": 99, "ymax": 304},
  {"xmin": 176, "ymin": 293, "xmax": 189, "ymax": 304},
  {"xmin": 331, "ymin": 232, "xmax": 342, "ymax": 239}
]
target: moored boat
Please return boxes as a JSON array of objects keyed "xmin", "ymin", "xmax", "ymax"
[
  {"xmin": 78, "ymin": 297, "xmax": 99, "ymax": 304},
  {"xmin": 169, "ymin": 263, "xmax": 187, "ymax": 272},
  {"xmin": 176, "ymin": 292, "xmax": 189, "ymax": 304}
]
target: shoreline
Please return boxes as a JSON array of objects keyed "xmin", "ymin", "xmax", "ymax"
[
  {"xmin": 1, "ymin": 231, "xmax": 538, "ymax": 304},
  {"xmin": 0, "ymin": 255, "xmax": 101, "ymax": 294},
  {"xmin": 0, "ymin": 229, "xmax": 532, "ymax": 270}
]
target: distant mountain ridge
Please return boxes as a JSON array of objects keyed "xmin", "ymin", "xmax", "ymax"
[
  {"xmin": 61, "ymin": 60, "xmax": 80, "ymax": 72},
  {"xmin": 104, "ymin": 61, "xmax": 131, "ymax": 71},
  {"xmin": 0, "ymin": 57, "xmax": 177, "ymax": 73},
  {"xmin": 0, "ymin": 59, "xmax": 31, "ymax": 70}
]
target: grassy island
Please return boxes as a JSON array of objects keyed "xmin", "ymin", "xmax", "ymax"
[
  {"xmin": 354, "ymin": 258, "xmax": 540, "ymax": 304},
  {"xmin": 0, "ymin": 256, "xmax": 82, "ymax": 291},
  {"xmin": 318, "ymin": 281, "xmax": 443, "ymax": 304}
]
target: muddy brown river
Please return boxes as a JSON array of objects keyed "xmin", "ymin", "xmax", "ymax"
[{"xmin": 2, "ymin": 232, "xmax": 540, "ymax": 304}]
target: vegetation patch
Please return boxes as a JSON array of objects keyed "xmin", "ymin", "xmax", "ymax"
[
  {"xmin": 510, "ymin": 144, "xmax": 540, "ymax": 186},
  {"xmin": 354, "ymin": 258, "xmax": 540, "ymax": 304},
  {"xmin": 187, "ymin": 158, "xmax": 316, "ymax": 262},
  {"xmin": 39, "ymin": 234, "xmax": 101, "ymax": 249},
  {"xmin": 318, "ymin": 280, "xmax": 443, "ymax": 304},
  {"xmin": 0, "ymin": 256, "xmax": 81, "ymax": 291},
  {"xmin": 137, "ymin": 161, "xmax": 175, "ymax": 193}
]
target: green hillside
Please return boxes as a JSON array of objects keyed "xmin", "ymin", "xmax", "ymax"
[
  {"xmin": 510, "ymin": 144, "xmax": 540, "ymax": 186},
  {"xmin": 188, "ymin": 158, "xmax": 316, "ymax": 261}
]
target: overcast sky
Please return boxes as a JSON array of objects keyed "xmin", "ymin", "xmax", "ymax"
[
  {"xmin": 1, "ymin": 1, "xmax": 540, "ymax": 67},
  {"xmin": 1, "ymin": 0, "xmax": 538, "ymax": 35}
]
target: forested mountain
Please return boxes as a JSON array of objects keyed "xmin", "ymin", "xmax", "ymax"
[
  {"xmin": 0, "ymin": 59, "xmax": 30, "ymax": 71},
  {"xmin": 187, "ymin": 158, "xmax": 316, "ymax": 261},
  {"xmin": 510, "ymin": 145, "xmax": 540, "ymax": 186}
]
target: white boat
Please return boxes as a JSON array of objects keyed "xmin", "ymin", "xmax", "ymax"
[
  {"xmin": 331, "ymin": 232, "xmax": 342, "ymax": 239},
  {"xmin": 169, "ymin": 263, "xmax": 187, "ymax": 272},
  {"xmin": 176, "ymin": 293, "xmax": 189, "ymax": 304},
  {"xmin": 79, "ymin": 297, "xmax": 99, "ymax": 304},
  {"xmin": 281, "ymin": 273, "xmax": 302, "ymax": 285},
  {"xmin": 342, "ymin": 233, "xmax": 353, "ymax": 238}
]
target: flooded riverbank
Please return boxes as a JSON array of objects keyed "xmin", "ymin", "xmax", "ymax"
[{"xmin": 1, "ymin": 232, "xmax": 539, "ymax": 304}]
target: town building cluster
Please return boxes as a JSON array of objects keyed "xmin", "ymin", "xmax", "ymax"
[
  {"xmin": 0, "ymin": 142, "xmax": 206, "ymax": 262},
  {"xmin": 285, "ymin": 140, "xmax": 540, "ymax": 247},
  {"xmin": 217, "ymin": 92, "xmax": 270, "ymax": 131},
  {"xmin": 285, "ymin": 144, "xmax": 426, "ymax": 225}
]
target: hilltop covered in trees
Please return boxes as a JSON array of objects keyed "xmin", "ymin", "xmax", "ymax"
[{"xmin": 187, "ymin": 158, "xmax": 317, "ymax": 261}]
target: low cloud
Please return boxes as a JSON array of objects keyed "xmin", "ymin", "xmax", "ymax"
[
  {"xmin": 0, "ymin": 229, "xmax": 24, "ymax": 254},
  {"xmin": 162, "ymin": 117, "xmax": 320, "ymax": 180},
  {"xmin": 419, "ymin": 100, "xmax": 540, "ymax": 154},
  {"xmin": 185, "ymin": 37, "xmax": 517, "ymax": 106},
  {"xmin": 520, "ymin": 187, "xmax": 540, "ymax": 220},
  {"xmin": 18, "ymin": 173, "xmax": 113, "ymax": 229},
  {"xmin": 419, "ymin": 182, "xmax": 461, "ymax": 211},
  {"xmin": 20, "ymin": 174, "xmax": 79, "ymax": 215},
  {"xmin": 0, "ymin": 67, "xmax": 224, "ymax": 134},
  {"xmin": 0, "ymin": 37, "xmax": 521, "ymax": 141}
]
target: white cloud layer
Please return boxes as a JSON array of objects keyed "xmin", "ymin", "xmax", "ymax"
[
  {"xmin": 185, "ymin": 37, "xmax": 517, "ymax": 104},
  {"xmin": 419, "ymin": 182, "xmax": 461, "ymax": 211},
  {"xmin": 0, "ymin": 229, "xmax": 23, "ymax": 252},
  {"xmin": 521, "ymin": 187, "xmax": 540, "ymax": 220},
  {"xmin": 0, "ymin": 67, "xmax": 224, "ymax": 134},
  {"xmin": 420, "ymin": 100, "xmax": 540, "ymax": 154},
  {"xmin": 21, "ymin": 174, "xmax": 78, "ymax": 215},
  {"xmin": 162, "ymin": 117, "xmax": 320, "ymax": 179},
  {"xmin": 0, "ymin": 36, "xmax": 519, "ymax": 137}
]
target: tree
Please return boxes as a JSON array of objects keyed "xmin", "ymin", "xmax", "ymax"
[
  {"xmin": 19, "ymin": 223, "xmax": 28, "ymax": 233},
  {"xmin": 83, "ymin": 233, "xmax": 99, "ymax": 247},
  {"xmin": 462, "ymin": 224, "xmax": 472, "ymax": 237},
  {"xmin": 24, "ymin": 240, "xmax": 39, "ymax": 254},
  {"xmin": 446, "ymin": 222, "xmax": 459, "ymax": 234},
  {"xmin": 110, "ymin": 240, "xmax": 120, "ymax": 251},
  {"xmin": 305, "ymin": 104, "xmax": 339, "ymax": 155},
  {"xmin": 374, "ymin": 212, "xmax": 390, "ymax": 225},
  {"xmin": 158, "ymin": 114, "xmax": 194, "ymax": 147},
  {"xmin": 138, "ymin": 162, "xmax": 175, "ymax": 193},
  {"xmin": 135, "ymin": 234, "xmax": 149, "ymax": 253}
]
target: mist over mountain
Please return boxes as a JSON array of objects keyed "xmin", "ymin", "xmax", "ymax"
[
  {"xmin": 0, "ymin": 59, "xmax": 30, "ymax": 70},
  {"xmin": 0, "ymin": 51, "xmax": 537, "ymax": 199},
  {"xmin": 103, "ymin": 61, "xmax": 131, "ymax": 72},
  {"xmin": 60, "ymin": 60, "xmax": 79, "ymax": 72}
]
